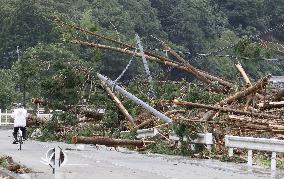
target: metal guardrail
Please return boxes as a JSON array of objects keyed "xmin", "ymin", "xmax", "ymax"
[
  {"xmin": 225, "ymin": 135, "xmax": 284, "ymax": 170},
  {"xmin": 169, "ymin": 132, "xmax": 213, "ymax": 151},
  {"xmin": 136, "ymin": 128, "xmax": 159, "ymax": 139}
]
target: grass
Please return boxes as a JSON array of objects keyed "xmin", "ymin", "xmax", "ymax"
[{"xmin": 255, "ymin": 154, "xmax": 284, "ymax": 169}]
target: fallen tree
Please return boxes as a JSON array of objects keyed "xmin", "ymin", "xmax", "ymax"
[
  {"xmin": 57, "ymin": 18, "xmax": 234, "ymax": 89},
  {"xmin": 71, "ymin": 39, "xmax": 234, "ymax": 88}
]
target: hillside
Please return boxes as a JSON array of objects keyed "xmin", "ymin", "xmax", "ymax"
[{"xmin": 0, "ymin": 0, "xmax": 283, "ymax": 109}]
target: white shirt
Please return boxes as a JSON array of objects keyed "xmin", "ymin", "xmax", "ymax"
[{"xmin": 11, "ymin": 108, "xmax": 28, "ymax": 127}]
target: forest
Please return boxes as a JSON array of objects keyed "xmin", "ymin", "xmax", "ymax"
[{"xmin": 0, "ymin": 0, "xmax": 283, "ymax": 113}]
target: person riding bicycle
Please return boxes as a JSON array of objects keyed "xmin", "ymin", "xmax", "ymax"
[{"xmin": 11, "ymin": 103, "xmax": 28, "ymax": 144}]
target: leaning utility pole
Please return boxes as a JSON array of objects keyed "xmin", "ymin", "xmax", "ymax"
[{"xmin": 97, "ymin": 73, "xmax": 172, "ymax": 124}]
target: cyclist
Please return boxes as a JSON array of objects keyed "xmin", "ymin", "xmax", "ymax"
[{"xmin": 11, "ymin": 103, "xmax": 28, "ymax": 144}]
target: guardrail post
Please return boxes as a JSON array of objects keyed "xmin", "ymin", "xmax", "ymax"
[
  {"xmin": 247, "ymin": 150, "xmax": 253, "ymax": 167},
  {"xmin": 5, "ymin": 109, "xmax": 8, "ymax": 123},
  {"xmin": 228, "ymin": 148, "xmax": 234, "ymax": 157},
  {"xmin": 205, "ymin": 133, "xmax": 213, "ymax": 151},
  {"xmin": 271, "ymin": 152, "xmax": 277, "ymax": 171}
]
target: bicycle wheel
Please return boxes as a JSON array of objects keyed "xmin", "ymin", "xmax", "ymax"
[
  {"xmin": 18, "ymin": 133, "xmax": 22, "ymax": 150},
  {"xmin": 19, "ymin": 136, "xmax": 22, "ymax": 150}
]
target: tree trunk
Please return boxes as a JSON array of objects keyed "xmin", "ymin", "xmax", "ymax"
[
  {"xmin": 132, "ymin": 119, "xmax": 154, "ymax": 131},
  {"xmin": 101, "ymin": 82, "xmax": 135, "ymax": 128},
  {"xmin": 235, "ymin": 62, "xmax": 252, "ymax": 86}
]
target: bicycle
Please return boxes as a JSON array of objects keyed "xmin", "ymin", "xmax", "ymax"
[{"xmin": 17, "ymin": 128, "xmax": 23, "ymax": 150}]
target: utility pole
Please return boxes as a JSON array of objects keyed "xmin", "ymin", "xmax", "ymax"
[{"xmin": 135, "ymin": 34, "xmax": 155, "ymax": 98}]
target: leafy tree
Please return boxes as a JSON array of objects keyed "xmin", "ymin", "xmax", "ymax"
[
  {"xmin": 0, "ymin": 0, "xmax": 59, "ymax": 68},
  {"xmin": 0, "ymin": 69, "xmax": 18, "ymax": 109},
  {"xmin": 164, "ymin": 0, "xmax": 228, "ymax": 54},
  {"xmin": 12, "ymin": 52, "xmax": 41, "ymax": 107}
]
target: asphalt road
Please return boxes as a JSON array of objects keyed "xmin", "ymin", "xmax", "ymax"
[{"xmin": 0, "ymin": 129, "xmax": 283, "ymax": 179}]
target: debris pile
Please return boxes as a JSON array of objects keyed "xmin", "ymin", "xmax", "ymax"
[{"xmin": 29, "ymin": 18, "xmax": 284, "ymax": 155}]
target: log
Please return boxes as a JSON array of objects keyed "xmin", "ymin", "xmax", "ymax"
[
  {"xmin": 235, "ymin": 62, "xmax": 252, "ymax": 86},
  {"xmin": 132, "ymin": 119, "xmax": 154, "ymax": 131},
  {"xmin": 101, "ymin": 82, "xmax": 135, "ymax": 128},
  {"xmin": 271, "ymin": 89, "xmax": 284, "ymax": 101},
  {"xmin": 72, "ymin": 136, "xmax": 154, "ymax": 148},
  {"xmin": 258, "ymin": 101, "xmax": 284, "ymax": 110},
  {"xmin": 270, "ymin": 124, "xmax": 284, "ymax": 130},
  {"xmin": 167, "ymin": 47, "xmax": 229, "ymax": 93},
  {"xmin": 77, "ymin": 118, "xmax": 102, "ymax": 123},
  {"xmin": 174, "ymin": 100, "xmax": 281, "ymax": 119},
  {"xmin": 235, "ymin": 62, "xmax": 252, "ymax": 110}
]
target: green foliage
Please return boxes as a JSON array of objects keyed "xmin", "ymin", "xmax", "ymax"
[
  {"xmin": 146, "ymin": 138, "xmax": 192, "ymax": 156},
  {"xmin": 0, "ymin": 0, "xmax": 59, "ymax": 68},
  {"xmin": 120, "ymin": 131, "xmax": 137, "ymax": 140},
  {"xmin": 65, "ymin": 124, "xmax": 105, "ymax": 143},
  {"xmin": 220, "ymin": 155, "xmax": 247, "ymax": 163},
  {"xmin": 0, "ymin": 156, "xmax": 10, "ymax": 168},
  {"xmin": 157, "ymin": 0, "xmax": 227, "ymax": 52},
  {"xmin": 235, "ymin": 39, "xmax": 272, "ymax": 59},
  {"xmin": 184, "ymin": 84, "xmax": 224, "ymax": 104},
  {"xmin": 0, "ymin": 69, "xmax": 18, "ymax": 109},
  {"xmin": 38, "ymin": 111, "xmax": 79, "ymax": 142},
  {"xmin": 80, "ymin": 9, "xmax": 98, "ymax": 32}
]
